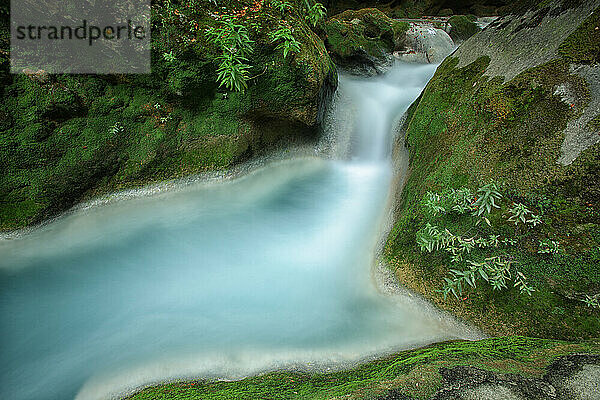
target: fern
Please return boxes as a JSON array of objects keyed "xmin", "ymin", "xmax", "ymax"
[
  {"xmin": 305, "ymin": 1, "xmax": 326, "ymax": 27},
  {"xmin": 206, "ymin": 19, "xmax": 254, "ymax": 92},
  {"xmin": 269, "ymin": 25, "xmax": 301, "ymax": 59}
]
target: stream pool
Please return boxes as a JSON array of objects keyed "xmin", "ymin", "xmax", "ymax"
[{"xmin": 0, "ymin": 63, "xmax": 481, "ymax": 400}]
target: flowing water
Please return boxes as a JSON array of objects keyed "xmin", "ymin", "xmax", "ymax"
[{"xmin": 0, "ymin": 63, "xmax": 481, "ymax": 400}]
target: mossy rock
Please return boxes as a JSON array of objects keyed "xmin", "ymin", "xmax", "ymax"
[
  {"xmin": 325, "ymin": 8, "xmax": 409, "ymax": 74},
  {"xmin": 0, "ymin": 0, "xmax": 338, "ymax": 231},
  {"xmin": 448, "ymin": 15, "xmax": 482, "ymax": 42},
  {"xmin": 558, "ymin": 6, "xmax": 600, "ymax": 64},
  {"xmin": 385, "ymin": 1, "xmax": 600, "ymax": 340}
]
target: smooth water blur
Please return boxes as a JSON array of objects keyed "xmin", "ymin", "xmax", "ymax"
[{"xmin": 0, "ymin": 63, "xmax": 480, "ymax": 400}]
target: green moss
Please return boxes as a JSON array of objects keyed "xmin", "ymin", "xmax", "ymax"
[
  {"xmin": 448, "ymin": 15, "xmax": 482, "ymax": 42},
  {"xmin": 587, "ymin": 114, "xmax": 600, "ymax": 132},
  {"xmin": 558, "ymin": 7, "xmax": 600, "ymax": 64},
  {"xmin": 386, "ymin": 51, "xmax": 600, "ymax": 339},
  {"xmin": 126, "ymin": 336, "xmax": 599, "ymax": 400},
  {"xmin": 325, "ymin": 8, "xmax": 404, "ymax": 65},
  {"xmin": 0, "ymin": 0, "xmax": 337, "ymax": 231}
]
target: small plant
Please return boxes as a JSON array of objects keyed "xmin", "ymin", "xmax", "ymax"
[
  {"xmin": 416, "ymin": 223, "xmax": 457, "ymax": 253},
  {"xmin": 159, "ymin": 115, "xmax": 173, "ymax": 124},
  {"xmin": 472, "ymin": 182, "xmax": 502, "ymax": 216},
  {"xmin": 442, "ymin": 256, "xmax": 534, "ymax": 299},
  {"xmin": 271, "ymin": 0, "xmax": 293, "ymax": 15},
  {"xmin": 423, "ymin": 192, "xmax": 446, "ymax": 215},
  {"xmin": 506, "ymin": 202, "xmax": 541, "ymax": 227},
  {"xmin": 305, "ymin": 1, "xmax": 327, "ymax": 27},
  {"xmin": 527, "ymin": 213, "xmax": 542, "ymax": 226},
  {"xmin": 269, "ymin": 25, "xmax": 301, "ymax": 59},
  {"xmin": 450, "ymin": 188, "xmax": 476, "ymax": 213},
  {"xmin": 206, "ymin": 19, "xmax": 254, "ymax": 55},
  {"xmin": 162, "ymin": 51, "xmax": 176, "ymax": 63},
  {"xmin": 215, "ymin": 52, "xmax": 252, "ymax": 92},
  {"xmin": 508, "ymin": 202, "xmax": 531, "ymax": 225},
  {"xmin": 109, "ymin": 122, "xmax": 124, "ymax": 136},
  {"xmin": 538, "ymin": 239, "xmax": 560, "ymax": 254},
  {"xmin": 582, "ymin": 295, "xmax": 600, "ymax": 309},
  {"xmin": 206, "ymin": 19, "xmax": 254, "ymax": 92},
  {"xmin": 416, "ymin": 182, "xmax": 546, "ymax": 300},
  {"xmin": 423, "ymin": 188, "xmax": 475, "ymax": 216},
  {"xmin": 514, "ymin": 271, "xmax": 535, "ymax": 296}
]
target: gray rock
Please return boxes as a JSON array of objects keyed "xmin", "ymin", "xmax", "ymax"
[
  {"xmin": 377, "ymin": 354, "xmax": 600, "ymax": 400},
  {"xmin": 558, "ymin": 64, "xmax": 600, "ymax": 165},
  {"xmin": 452, "ymin": 1, "xmax": 599, "ymax": 82},
  {"xmin": 394, "ymin": 23, "xmax": 455, "ymax": 64}
]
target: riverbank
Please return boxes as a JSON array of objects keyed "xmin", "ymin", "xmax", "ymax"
[
  {"xmin": 124, "ymin": 336, "xmax": 600, "ymax": 400},
  {"xmin": 1, "ymin": 61, "xmax": 484, "ymax": 400}
]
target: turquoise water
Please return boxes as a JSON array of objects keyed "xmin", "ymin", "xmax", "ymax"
[{"xmin": 0, "ymin": 63, "xmax": 480, "ymax": 400}]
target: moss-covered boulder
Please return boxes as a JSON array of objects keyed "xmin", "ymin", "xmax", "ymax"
[
  {"xmin": 448, "ymin": 14, "xmax": 482, "ymax": 42},
  {"xmin": 325, "ymin": 8, "xmax": 409, "ymax": 74},
  {"xmin": 0, "ymin": 0, "xmax": 337, "ymax": 231},
  {"xmin": 385, "ymin": 0, "xmax": 600, "ymax": 340}
]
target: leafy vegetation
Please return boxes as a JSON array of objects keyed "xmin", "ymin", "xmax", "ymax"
[
  {"xmin": 269, "ymin": 24, "xmax": 301, "ymax": 59},
  {"xmin": 416, "ymin": 183, "xmax": 544, "ymax": 299},
  {"xmin": 206, "ymin": 19, "xmax": 254, "ymax": 92},
  {"xmin": 304, "ymin": 0, "xmax": 327, "ymax": 27},
  {"xmin": 271, "ymin": 0, "xmax": 293, "ymax": 15}
]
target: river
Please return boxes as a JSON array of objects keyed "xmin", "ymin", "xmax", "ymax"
[{"xmin": 0, "ymin": 62, "xmax": 481, "ymax": 400}]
